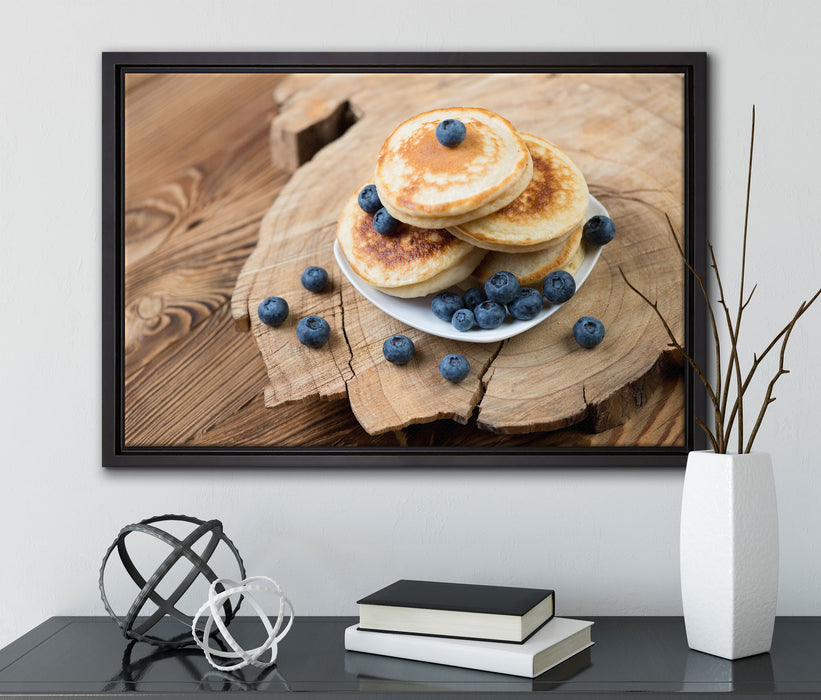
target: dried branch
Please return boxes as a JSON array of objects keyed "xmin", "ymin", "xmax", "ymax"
[
  {"xmin": 665, "ymin": 214, "xmax": 725, "ymax": 452},
  {"xmin": 745, "ymin": 306, "xmax": 796, "ymax": 452},
  {"xmin": 619, "ymin": 266, "xmax": 720, "ymax": 450},
  {"xmin": 725, "ymin": 287, "xmax": 821, "ymax": 443},
  {"xmin": 731, "ymin": 105, "xmax": 756, "ymax": 452},
  {"xmin": 696, "ymin": 416, "xmax": 720, "ymax": 453},
  {"xmin": 741, "ymin": 285, "xmax": 757, "ymax": 312},
  {"xmin": 708, "ymin": 242, "xmax": 738, "ymax": 450}
]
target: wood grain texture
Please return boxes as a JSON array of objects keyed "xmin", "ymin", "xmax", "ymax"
[
  {"xmin": 123, "ymin": 74, "xmax": 286, "ymax": 445},
  {"xmin": 124, "ymin": 72, "xmax": 684, "ymax": 448},
  {"xmin": 232, "ymin": 73, "xmax": 685, "ymax": 439}
]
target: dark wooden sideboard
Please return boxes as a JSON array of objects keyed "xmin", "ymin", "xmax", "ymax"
[{"xmin": 1, "ymin": 616, "xmax": 818, "ymax": 697}]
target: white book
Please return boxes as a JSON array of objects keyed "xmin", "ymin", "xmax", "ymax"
[{"xmin": 344, "ymin": 616, "xmax": 593, "ymax": 679}]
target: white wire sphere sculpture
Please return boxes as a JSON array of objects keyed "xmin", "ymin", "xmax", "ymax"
[{"xmin": 192, "ymin": 576, "xmax": 294, "ymax": 672}]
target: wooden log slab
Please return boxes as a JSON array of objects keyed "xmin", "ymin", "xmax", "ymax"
[{"xmin": 231, "ymin": 73, "xmax": 684, "ymax": 438}]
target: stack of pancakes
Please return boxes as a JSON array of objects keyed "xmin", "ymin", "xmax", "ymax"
[{"xmin": 336, "ymin": 107, "xmax": 589, "ymax": 298}]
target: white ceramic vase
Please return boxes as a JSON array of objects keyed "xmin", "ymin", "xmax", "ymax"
[{"xmin": 680, "ymin": 450, "xmax": 778, "ymax": 659}]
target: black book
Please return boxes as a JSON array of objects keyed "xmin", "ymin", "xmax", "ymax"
[{"xmin": 357, "ymin": 579, "xmax": 555, "ymax": 643}]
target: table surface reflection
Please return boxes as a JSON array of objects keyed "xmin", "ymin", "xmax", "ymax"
[{"xmin": 1, "ymin": 616, "xmax": 819, "ymax": 697}]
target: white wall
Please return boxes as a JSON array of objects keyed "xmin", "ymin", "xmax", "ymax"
[{"xmin": 1, "ymin": 0, "xmax": 820, "ymax": 648}]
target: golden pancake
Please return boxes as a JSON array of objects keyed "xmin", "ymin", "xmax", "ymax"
[
  {"xmin": 472, "ymin": 224, "xmax": 585, "ymax": 286},
  {"xmin": 336, "ymin": 189, "xmax": 485, "ymax": 298},
  {"xmin": 558, "ymin": 241, "xmax": 586, "ymax": 280},
  {"xmin": 449, "ymin": 133, "xmax": 589, "ymax": 252},
  {"xmin": 373, "ymin": 249, "xmax": 486, "ymax": 298},
  {"xmin": 374, "ymin": 108, "xmax": 532, "ymax": 228}
]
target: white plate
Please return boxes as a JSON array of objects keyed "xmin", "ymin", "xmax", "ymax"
[{"xmin": 333, "ymin": 195, "xmax": 608, "ymax": 343}]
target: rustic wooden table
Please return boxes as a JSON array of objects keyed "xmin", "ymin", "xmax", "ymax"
[{"xmin": 123, "ymin": 73, "xmax": 685, "ymax": 449}]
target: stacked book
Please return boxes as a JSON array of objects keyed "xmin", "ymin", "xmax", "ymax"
[{"xmin": 344, "ymin": 579, "xmax": 593, "ymax": 679}]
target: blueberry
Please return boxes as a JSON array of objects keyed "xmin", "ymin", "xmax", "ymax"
[
  {"xmin": 382, "ymin": 334, "xmax": 414, "ymax": 365},
  {"xmin": 436, "ymin": 119, "xmax": 467, "ymax": 147},
  {"xmin": 358, "ymin": 184, "xmax": 382, "ymax": 214},
  {"xmin": 451, "ymin": 308, "xmax": 475, "ymax": 332},
  {"xmin": 573, "ymin": 316, "xmax": 606, "ymax": 348},
  {"xmin": 431, "ymin": 291, "xmax": 465, "ymax": 322},
  {"xmin": 373, "ymin": 207, "xmax": 400, "ymax": 235},
  {"xmin": 543, "ymin": 270, "xmax": 576, "ymax": 304},
  {"xmin": 583, "ymin": 215, "xmax": 616, "ymax": 246},
  {"xmin": 439, "ymin": 353, "xmax": 470, "ymax": 382},
  {"xmin": 508, "ymin": 287, "xmax": 544, "ymax": 320},
  {"xmin": 474, "ymin": 300, "xmax": 506, "ymax": 329},
  {"xmin": 258, "ymin": 296, "xmax": 289, "ymax": 326},
  {"xmin": 463, "ymin": 287, "xmax": 487, "ymax": 309},
  {"xmin": 301, "ymin": 266, "xmax": 329, "ymax": 293},
  {"xmin": 485, "ymin": 271, "xmax": 520, "ymax": 304},
  {"xmin": 296, "ymin": 315, "xmax": 331, "ymax": 348}
]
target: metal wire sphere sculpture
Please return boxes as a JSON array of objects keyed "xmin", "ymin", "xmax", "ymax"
[{"xmin": 99, "ymin": 514, "xmax": 246, "ymax": 647}]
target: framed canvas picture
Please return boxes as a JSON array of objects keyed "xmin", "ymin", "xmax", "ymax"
[{"xmin": 102, "ymin": 52, "xmax": 708, "ymax": 467}]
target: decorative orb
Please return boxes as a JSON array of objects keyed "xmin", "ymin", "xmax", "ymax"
[
  {"xmin": 99, "ymin": 514, "xmax": 246, "ymax": 647},
  {"xmin": 192, "ymin": 576, "xmax": 294, "ymax": 672}
]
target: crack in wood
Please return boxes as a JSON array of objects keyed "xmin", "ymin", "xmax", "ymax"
[
  {"xmin": 478, "ymin": 340, "xmax": 507, "ymax": 391},
  {"xmin": 337, "ymin": 282, "xmax": 356, "ymax": 384}
]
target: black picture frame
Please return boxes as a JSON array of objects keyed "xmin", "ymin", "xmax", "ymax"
[{"xmin": 103, "ymin": 51, "xmax": 708, "ymax": 468}]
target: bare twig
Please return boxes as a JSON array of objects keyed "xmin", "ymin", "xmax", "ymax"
[
  {"xmin": 619, "ymin": 266, "xmax": 720, "ymax": 450},
  {"xmin": 696, "ymin": 416, "xmax": 720, "ymax": 453},
  {"xmin": 745, "ymin": 303, "xmax": 798, "ymax": 452},
  {"xmin": 666, "ymin": 215, "xmax": 725, "ymax": 451},
  {"xmin": 725, "ymin": 287, "xmax": 821, "ymax": 443},
  {"xmin": 708, "ymin": 242, "xmax": 738, "ymax": 450},
  {"xmin": 732, "ymin": 105, "xmax": 756, "ymax": 452},
  {"xmin": 741, "ymin": 285, "xmax": 757, "ymax": 312}
]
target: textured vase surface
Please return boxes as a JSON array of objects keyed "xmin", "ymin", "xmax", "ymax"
[{"xmin": 680, "ymin": 451, "xmax": 778, "ymax": 659}]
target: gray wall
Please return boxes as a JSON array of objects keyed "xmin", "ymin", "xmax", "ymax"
[{"xmin": 2, "ymin": 0, "xmax": 820, "ymax": 648}]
